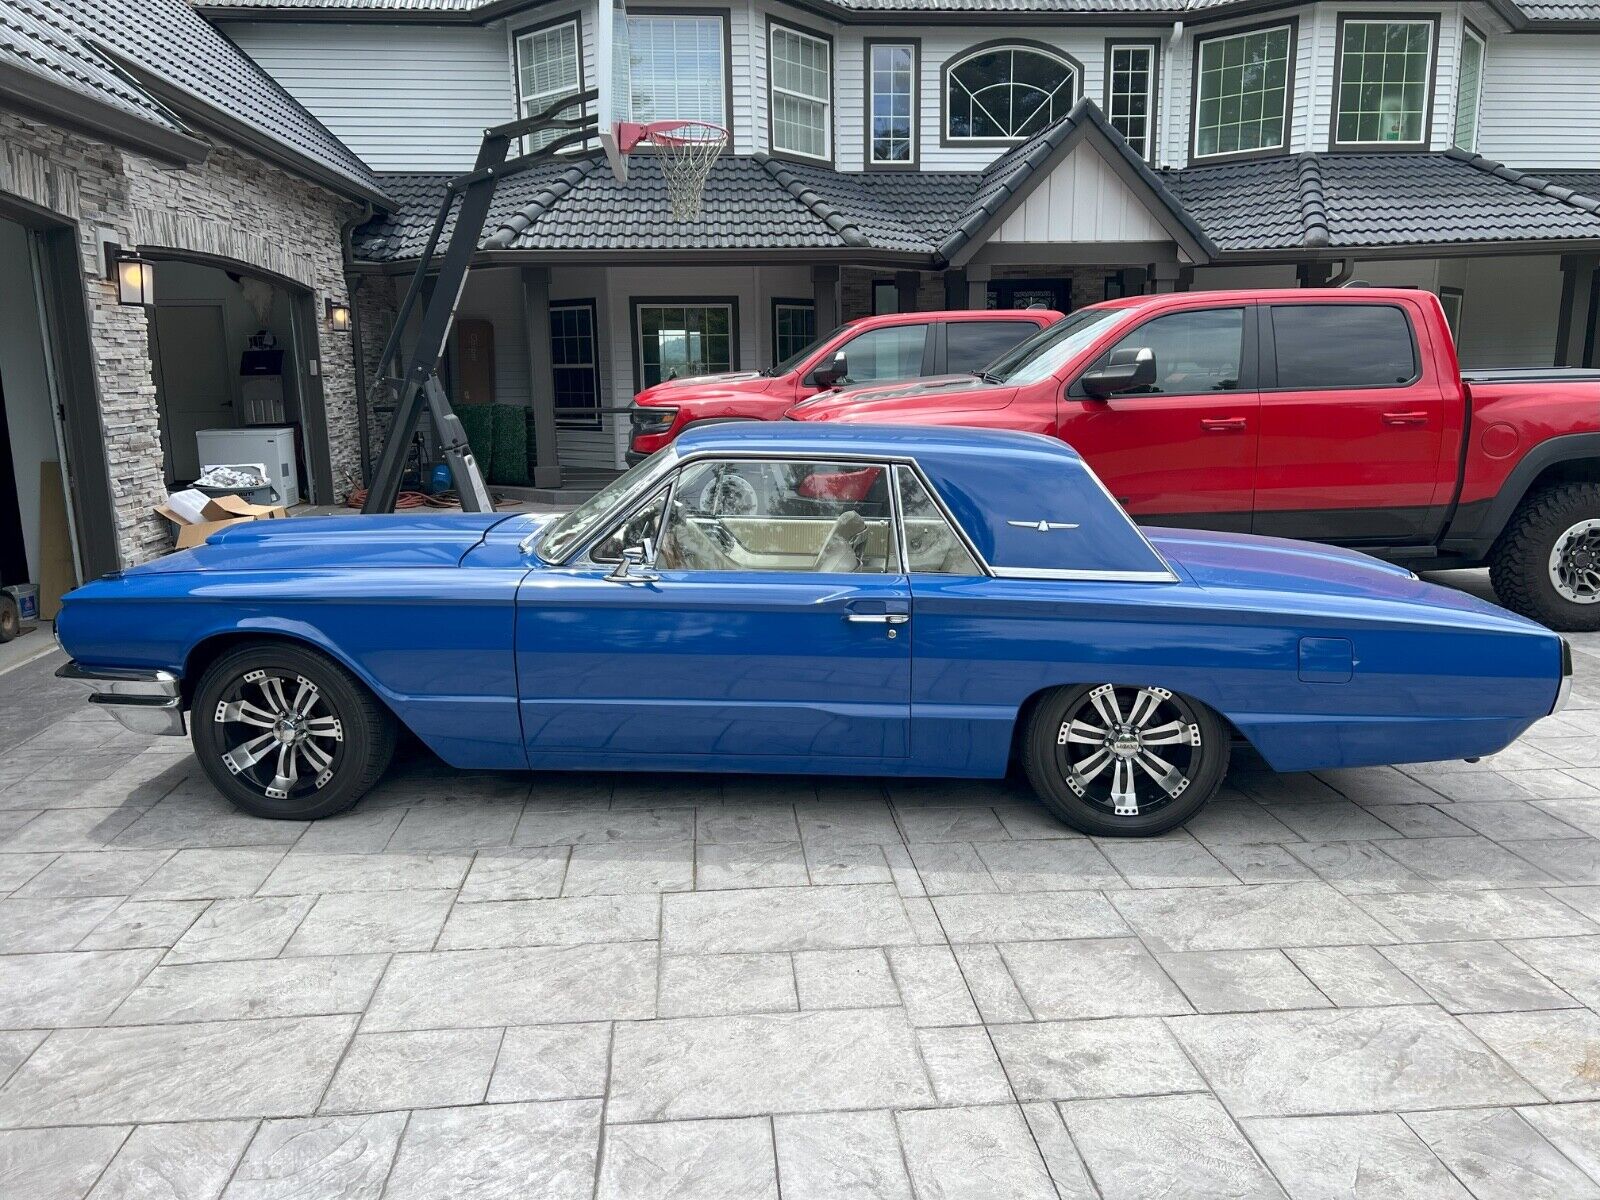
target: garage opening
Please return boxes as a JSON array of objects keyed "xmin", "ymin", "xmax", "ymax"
[{"xmin": 146, "ymin": 256, "xmax": 332, "ymax": 506}]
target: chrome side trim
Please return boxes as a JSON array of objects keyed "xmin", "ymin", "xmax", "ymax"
[
  {"xmin": 1552, "ymin": 638, "xmax": 1574, "ymax": 715},
  {"xmin": 989, "ymin": 567, "xmax": 1181, "ymax": 583},
  {"xmin": 56, "ymin": 662, "xmax": 186, "ymax": 736}
]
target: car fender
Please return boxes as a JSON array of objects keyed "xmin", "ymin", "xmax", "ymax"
[{"xmin": 1444, "ymin": 430, "xmax": 1600, "ymax": 555}]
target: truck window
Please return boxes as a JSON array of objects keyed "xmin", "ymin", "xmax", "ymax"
[
  {"xmin": 945, "ymin": 321, "xmax": 1042, "ymax": 376},
  {"xmin": 835, "ymin": 324, "xmax": 929, "ymax": 383},
  {"xmin": 1090, "ymin": 308, "xmax": 1245, "ymax": 396},
  {"xmin": 1270, "ymin": 304, "xmax": 1418, "ymax": 389}
]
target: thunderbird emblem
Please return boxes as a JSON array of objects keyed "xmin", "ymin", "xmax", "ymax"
[{"xmin": 1008, "ymin": 519, "xmax": 1080, "ymax": 532}]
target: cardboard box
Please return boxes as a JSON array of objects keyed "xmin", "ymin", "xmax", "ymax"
[{"xmin": 156, "ymin": 490, "xmax": 288, "ymax": 550}]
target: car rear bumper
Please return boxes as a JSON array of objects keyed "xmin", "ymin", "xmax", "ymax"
[{"xmin": 56, "ymin": 662, "xmax": 186, "ymax": 736}]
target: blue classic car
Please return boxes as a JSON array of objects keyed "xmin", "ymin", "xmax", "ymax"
[{"xmin": 57, "ymin": 425, "xmax": 1569, "ymax": 836}]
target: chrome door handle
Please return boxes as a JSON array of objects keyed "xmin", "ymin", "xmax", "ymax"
[
  {"xmin": 1200, "ymin": 417, "xmax": 1247, "ymax": 432},
  {"xmin": 845, "ymin": 613, "xmax": 909, "ymax": 624},
  {"xmin": 1383, "ymin": 411, "xmax": 1428, "ymax": 425}
]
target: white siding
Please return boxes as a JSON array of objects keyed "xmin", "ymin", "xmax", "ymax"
[
  {"xmin": 1477, "ymin": 32, "xmax": 1600, "ymax": 167},
  {"xmin": 222, "ymin": 21, "xmax": 515, "ymax": 171},
  {"xmin": 987, "ymin": 143, "xmax": 1172, "ymax": 244},
  {"xmin": 1455, "ymin": 254, "xmax": 1563, "ymax": 368}
]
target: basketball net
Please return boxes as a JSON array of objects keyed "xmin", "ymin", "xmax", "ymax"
[{"xmin": 641, "ymin": 121, "xmax": 728, "ymax": 220}]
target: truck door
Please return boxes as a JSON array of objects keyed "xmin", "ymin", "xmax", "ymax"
[
  {"xmin": 1253, "ymin": 300, "xmax": 1448, "ymax": 545},
  {"xmin": 1056, "ymin": 303, "xmax": 1258, "ymax": 532}
]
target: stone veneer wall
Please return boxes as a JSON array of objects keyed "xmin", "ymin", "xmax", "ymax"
[{"xmin": 0, "ymin": 110, "xmax": 363, "ymax": 565}]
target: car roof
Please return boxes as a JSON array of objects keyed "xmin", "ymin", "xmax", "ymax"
[
  {"xmin": 848, "ymin": 309, "xmax": 1062, "ymax": 327},
  {"xmin": 672, "ymin": 421, "xmax": 1080, "ymax": 462}
]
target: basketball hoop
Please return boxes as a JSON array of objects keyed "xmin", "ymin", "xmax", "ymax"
[{"xmin": 619, "ymin": 120, "xmax": 728, "ymax": 220}]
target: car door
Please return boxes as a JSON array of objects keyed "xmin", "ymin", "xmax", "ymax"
[
  {"xmin": 1253, "ymin": 299, "xmax": 1450, "ymax": 544},
  {"xmin": 516, "ymin": 456, "xmax": 912, "ymax": 765},
  {"xmin": 1056, "ymin": 303, "xmax": 1259, "ymax": 532}
]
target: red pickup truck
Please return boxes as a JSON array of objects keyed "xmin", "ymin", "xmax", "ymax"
[
  {"xmin": 790, "ymin": 288, "xmax": 1600, "ymax": 631},
  {"xmin": 627, "ymin": 308, "xmax": 1058, "ymax": 461}
]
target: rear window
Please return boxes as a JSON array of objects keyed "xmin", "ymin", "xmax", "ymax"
[
  {"xmin": 1271, "ymin": 304, "xmax": 1418, "ymax": 389},
  {"xmin": 945, "ymin": 320, "xmax": 1041, "ymax": 375}
]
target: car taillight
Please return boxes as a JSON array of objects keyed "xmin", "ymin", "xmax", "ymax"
[{"xmin": 630, "ymin": 406, "xmax": 677, "ymax": 437}]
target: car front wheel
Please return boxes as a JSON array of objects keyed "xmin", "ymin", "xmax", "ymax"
[
  {"xmin": 192, "ymin": 641, "xmax": 396, "ymax": 819},
  {"xmin": 1490, "ymin": 482, "xmax": 1600, "ymax": 631},
  {"xmin": 1022, "ymin": 684, "xmax": 1229, "ymax": 836}
]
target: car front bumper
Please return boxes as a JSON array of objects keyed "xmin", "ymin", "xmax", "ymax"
[{"xmin": 56, "ymin": 662, "xmax": 186, "ymax": 736}]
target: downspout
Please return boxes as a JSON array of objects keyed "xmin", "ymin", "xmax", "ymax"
[
  {"xmin": 1159, "ymin": 20, "xmax": 1183, "ymax": 168},
  {"xmin": 341, "ymin": 202, "xmax": 376, "ymax": 490}
]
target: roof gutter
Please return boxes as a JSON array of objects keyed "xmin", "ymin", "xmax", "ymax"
[{"xmin": 0, "ymin": 61, "xmax": 209, "ymax": 168}]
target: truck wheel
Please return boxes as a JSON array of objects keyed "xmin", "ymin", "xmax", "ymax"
[
  {"xmin": 1490, "ymin": 482, "xmax": 1600, "ymax": 631},
  {"xmin": 1022, "ymin": 684, "xmax": 1230, "ymax": 836},
  {"xmin": 192, "ymin": 642, "xmax": 397, "ymax": 819}
]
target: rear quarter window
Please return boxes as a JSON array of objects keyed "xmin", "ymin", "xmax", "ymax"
[
  {"xmin": 1270, "ymin": 303, "xmax": 1419, "ymax": 389},
  {"xmin": 945, "ymin": 320, "xmax": 1045, "ymax": 375}
]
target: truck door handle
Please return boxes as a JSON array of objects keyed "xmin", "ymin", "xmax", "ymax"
[
  {"xmin": 1383, "ymin": 411, "xmax": 1428, "ymax": 425},
  {"xmin": 845, "ymin": 612, "xmax": 909, "ymax": 625},
  {"xmin": 1200, "ymin": 417, "xmax": 1247, "ymax": 432}
]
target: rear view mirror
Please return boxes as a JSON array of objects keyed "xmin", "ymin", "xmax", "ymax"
[
  {"xmin": 1082, "ymin": 346, "xmax": 1156, "ymax": 399},
  {"xmin": 812, "ymin": 350, "xmax": 849, "ymax": 389}
]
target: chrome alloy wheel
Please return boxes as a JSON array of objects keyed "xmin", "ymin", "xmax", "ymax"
[
  {"xmin": 1550, "ymin": 519, "xmax": 1600, "ymax": 604},
  {"xmin": 214, "ymin": 669, "xmax": 345, "ymax": 801},
  {"xmin": 1053, "ymin": 685, "xmax": 1203, "ymax": 818}
]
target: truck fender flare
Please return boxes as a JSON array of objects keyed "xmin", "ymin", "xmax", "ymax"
[{"xmin": 1468, "ymin": 431, "xmax": 1600, "ymax": 548}]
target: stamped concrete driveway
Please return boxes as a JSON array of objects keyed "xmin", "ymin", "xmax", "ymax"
[{"xmin": 3, "ymin": 617, "xmax": 1600, "ymax": 1198}]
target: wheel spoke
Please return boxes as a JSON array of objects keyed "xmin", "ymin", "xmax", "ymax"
[
  {"xmin": 291, "ymin": 677, "xmax": 319, "ymax": 718},
  {"xmin": 222, "ymin": 732, "xmax": 277, "ymax": 774},
  {"xmin": 1061, "ymin": 719, "xmax": 1108, "ymax": 746},
  {"xmin": 1075, "ymin": 747, "xmax": 1113, "ymax": 782},
  {"xmin": 304, "ymin": 716, "xmax": 344, "ymax": 741},
  {"xmin": 1135, "ymin": 749, "xmax": 1189, "ymax": 798},
  {"xmin": 259, "ymin": 675, "xmax": 293, "ymax": 717},
  {"xmin": 266, "ymin": 744, "xmax": 300, "ymax": 800},
  {"xmin": 1111, "ymin": 759, "xmax": 1138, "ymax": 816},
  {"xmin": 216, "ymin": 699, "xmax": 278, "ymax": 729},
  {"xmin": 1139, "ymin": 720, "xmax": 1188, "ymax": 746},
  {"xmin": 1089, "ymin": 686, "xmax": 1123, "ymax": 727},
  {"xmin": 1126, "ymin": 688, "xmax": 1163, "ymax": 729},
  {"xmin": 300, "ymin": 738, "xmax": 334, "ymax": 774}
]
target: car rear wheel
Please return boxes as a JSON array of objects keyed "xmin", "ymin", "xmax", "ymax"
[
  {"xmin": 192, "ymin": 642, "xmax": 396, "ymax": 820},
  {"xmin": 1022, "ymin": 684, "xmax": 1229, "ymax": 836},
  {"xmin": 1490, "ymin": 482, "xmax": 1600, "ymax": 631}
]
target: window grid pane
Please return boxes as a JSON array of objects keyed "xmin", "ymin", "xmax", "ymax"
[
  {"xmin": 517, "ymin": 23, "xmax": 581, "ymax": 151},
  {"xmin": 947, "ymin": 46, "xmax": 1076, "ymax": 141},
  {"xmin": 1335, "ymin": 19, "xmax": 1432, "ymax": 144},
  {"xmin": 1195, "ymin": 26, "xmax": 1290, "ymax": 158},
  {"xmin": 771, "ymin": 27, "xmax": 831, "ymax": 157},
  {"xmin": 550, "ymin": 304, "xmax": 600, "ymax": 430},
  {"xmin": 628, "ymin": 15, "xmax": 726, "ymax": 126},
  {"xmin": 1454, "ymin": 29, "xmax": 1483, "ymax": 151},
  {"xmin": 1108, "ymin": 44, "xmax": 1154, "ymax": 157},
  {"xmin": 870, "ymin": 43, "xmax": 915, "ymax": 163},
  {"xmin": 773, "ymin": 303, "xmax": 816, "ymax": 363},
  {"xmin": 637, "ymin": 304, "xmax": 734, "ymax": 389}
]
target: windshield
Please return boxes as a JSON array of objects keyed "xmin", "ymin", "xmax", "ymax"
[
  {"xmin": 983, "ymin": 308, "xmax": 1123, "ymax": 386},
  {"xmin": 769, "ymin": 323, "xmax": 849, "ymax": 376},
  {"xmin": 536, "ymin": 448, "xmax": 676, "ymax": 561}
]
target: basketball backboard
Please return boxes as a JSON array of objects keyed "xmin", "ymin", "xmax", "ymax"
[{"xmin": 596, "ymin": 0, "xmax": 634, "ymax": 180}]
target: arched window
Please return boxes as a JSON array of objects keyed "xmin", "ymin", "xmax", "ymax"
[{"xmin": 946, "ymin": 44, "xmax": 1078, "ymax": 141}]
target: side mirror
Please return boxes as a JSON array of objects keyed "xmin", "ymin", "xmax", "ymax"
[
  {"xmin": 1081, "ymin": 346, "xmax": 1156, "ymax": 399},
  {"xmin": 812, "ymin": 350, "xmax": 849, "ymax": 389}
]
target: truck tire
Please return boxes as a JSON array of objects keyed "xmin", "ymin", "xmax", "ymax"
[{"xmin": 1490, "ymin": 482, "xmax": 1600, "ymax": 631}]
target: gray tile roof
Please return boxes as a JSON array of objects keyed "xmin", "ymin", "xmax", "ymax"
[{"xmin": 0, "ymin": 0, "xmax": 386, "ymax": 204}]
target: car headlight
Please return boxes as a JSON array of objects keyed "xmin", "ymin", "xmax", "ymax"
[{"xmin": 629, "ymin": 407, "xmax": 676, "ymax": 437}]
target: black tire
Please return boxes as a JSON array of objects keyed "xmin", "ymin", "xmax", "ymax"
[
  {"xmin": 1489, "ymin": 482, "xmax": 1600, "ymax": 631},
  {"xmin": 1022, "ymin": 683, "xmax": 1230, "ymax": 837},
  {"xmin": 0, "ymin": 596, "xmax": 17, "ymax": 644},
  {"xmin": 191, "ymin": 641, "xmax": 396, "ymax": 819}
]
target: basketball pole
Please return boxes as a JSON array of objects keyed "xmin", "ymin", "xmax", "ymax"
[{"xmin": 362, "ymin": 89, "xmax": 600, "ymax": 515}]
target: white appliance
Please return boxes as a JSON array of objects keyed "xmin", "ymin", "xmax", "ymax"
[{"xmin": 196, "ymin": 427, "xmax": 300, "ymax": 507}]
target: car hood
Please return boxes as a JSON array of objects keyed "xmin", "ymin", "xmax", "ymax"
[
  {"xmin": 635, "ymin": 372, "xmax": 771, "ymax": 403},
  {"xmin": 128, "ymin": 512, "xmax": 521, "ymax": 573},
  {"xmin": 1150, "ymin": 527, "xmax": 1540, "ymax": 626},
  {"xmin": 789, "ymin": 375, "xmax": 1011, "ymax": 419}
]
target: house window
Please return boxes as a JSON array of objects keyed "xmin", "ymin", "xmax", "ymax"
[
  {"xmin": 872, "ymin": 280, "xmax": 898, "ymax": 315},
  {"xmin": 1455, "ymin": 25, "xmax": 1484, "ymax": 151},
  {"xmin": 551, "ymin": 302, "xmax": 601, "ymax": 430},
  {"xmin": 770, "ymin": 24, "xmax": 831, "ymax": 160},
  {"xmin": 1334, "ymin": 18, "xmax": 1435, "ymax": 146},
  {"xmin": 628, "ymin": 14, "xmax": 727, "ymax": 127},
  {"xmin": 946, "ymin": 44, "xmax": 1078, "ymax": 141},
  {"xmin": 515, "ymin": 19, "xmax": 582, "ymax": 151},
  {"xmin": 868, "ymin": 41, "xmax": 917, "ymax": 165},
  {"xmin": 772, "ymin": 300, "xmax": 816, "ymax": 364},
  {"xmin": 634, "ymin": 301, "xmax": 735, "ymax": 389},
  {"xmin": 1193, "ymin": 23, "xmax": 1292, "ymax": 159},
  {"xmin": 1105, "ymin": 42, "xmax": 1157, "ymax": 159}
]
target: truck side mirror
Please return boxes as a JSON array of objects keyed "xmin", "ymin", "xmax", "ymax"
[
  {"xmin": 1081, "ymin": 347, "xmax": 1156, "ymax": 399},
  {"xmin": 811, "ymin": 350, "xmax": 849, "ymax": 389}
]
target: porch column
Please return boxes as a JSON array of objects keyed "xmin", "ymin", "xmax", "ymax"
[
  {"xmin": 1556, "ymin": 254, "xmax": 1600, "ymax": 367},
  {"xmin": 520, "ymin": 265, "xmax": 562, "ymax": 489},
  {"xmin": 1296, "ymin": 260, "xmax": 1335, "ymax": 288},
  {"xmin": 812, "ymin": 266, "xmax": 841, "ymax": 331},
  {"xmin": 895, "ymin": 271, "xmax": 921, "ymax": 313},
  {"xmin": 963, "ymin": 264, "xmax": 991, "ymax": 309},
  {"xmin": 1148, "ymin": 262, "xmax": 1181, "ymax": 294}
]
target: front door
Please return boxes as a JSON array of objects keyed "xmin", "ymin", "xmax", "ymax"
[
  {"xmin": 1056, "ymin": 303, "xmax": 1259, "ymax": 532},
  {"xmin": 517, "ymin": 457, "xmax": 912, "ymax": 765},
  {"xmin": 151, "ymin": 302, "xmax": 233, "ymax": 483}
]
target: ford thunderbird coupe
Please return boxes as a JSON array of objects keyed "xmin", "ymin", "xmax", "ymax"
[{"xmin": 56, "ymin": 425, "xmax": 1570, "ymax": 836}]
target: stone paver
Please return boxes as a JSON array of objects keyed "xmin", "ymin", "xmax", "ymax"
[{"xmin": 8, "ymin": 622, "xmax": 1600, "ymax": 1197}]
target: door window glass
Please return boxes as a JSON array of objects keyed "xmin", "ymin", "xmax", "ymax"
[
  {"xmin": 835, "ymin": 324, "xmax": 927, "ymax": 383},
  {"xmin": 945, "ymin": 321, "xmax": 1040, "ymax": 376},
  {"xmin": 896, "ymin": 467, "xmax": 983, "ymax": 575},
  {"xmin": 658, "ymin": 459, "xmax": 899, "ymax": 573},
  {"xmin": 1091, "ymin": 307, "xmax": 1244, "ymax": 396},
  {"xmin": 1271, "ymin": 304, "xmax": 1417, "ymax": 389}
]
